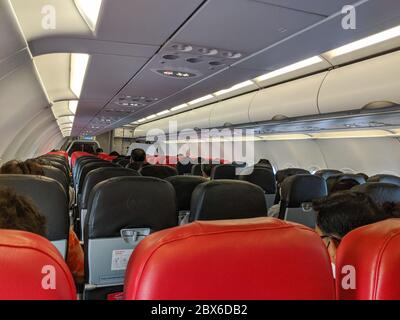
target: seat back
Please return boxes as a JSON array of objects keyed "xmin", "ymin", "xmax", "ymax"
[
  {"xmin": 368, "ymin": 174, "xmax": 400, "ymax": 187},
  {"xmin": 0, "ymin": 230, "xmax": 76, "ymax": 300},
  {"xmin": 191, "ymin": 164, "xmax": 202, "ymax": 176},
  {"xmin": 211, "ymin": 164, "xmax": 237, "ymax": 180},
  {"xmin": 42, "ymin": 166, "xmax": 69, "ymax": 202},
  {"xmin": 0, "ymin": 175, "xmax": 69, "ymax": 257},
  {"xmin": 326, "ymin": 174, "xmax": 366, "ymax": 193},
  {"xmin": 279, "ymin": 174, "xmax": 327, "ymax": 228},
  {"xmin": 352, "ymin": 182, "xmax": 400, "ymax": 206},
  {"xmin": 314, "ymin": 169, "xmax": 343, "ymax": 180},
  {"xmin": 84, "ymin": 176, "xmax": 177, "ymax": 286},
  {"xmin": 239, "ymin": 167, "xmax": 276, "ymax": 209},
  {"xmin": 336, "ymin": 219, "xmax": 400, "ymax": 300},
  {"xmin": 274, "ymin": 168, "xmax": 310, "ymax": 204},
  {"xmin": 165, "ymin": 175, "xmax": 208, "ymax": 224},
  {"xmin": 73, "ymin": 157, "xmax": 104, "ymax": 184},
  {"xmin": 139, "ymin": 165, "xmax": 178, "ymax": 179},
  {"xmin": 190, "ymin": 180, "xmax": 267, "ymax": 222},
  {"xmin": 76, "ymin": 161, "xmax": 116, "ymax": 194},
  {"xmin": 124, "ymin": 218, "xmax": 335, "ymax": 300}
]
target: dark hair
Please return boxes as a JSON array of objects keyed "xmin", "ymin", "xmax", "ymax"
[
  {"xmin": 256, "ymin": 159, "xmax": 272, "ymax": 168},
  {"xmin": 109, "ymin": 151, "xmax": 120, "ymax": 157},
  {"xmin": 131, "ymin": 148, "xmax": 146, "ymax": 162},
  {"xmin": 0, "ymin": 187, "xmax": 47, "ymax": 237},
  {"xmin": 381, "ymin": 202, "xmax": 400, "ymax": 218},
  {"xmin": 201, "ymin": 164, "xmax": 213, "ymax": 178},
  {"xmin": 0, "ymin": 160, "xmax": 29, "ymax": 174},
  {"xmin": 330, "ymin": 178, "xmax": 360, "ymax": 194},
  {"xmin": 35, "ymin": 158, "xmax": 52, "ymax": 166},
  {"xmin": 24, "ymin": 159, "xmax": 45, "ymax": 176},
  {"xmin": 313, "ymin": 191, "xmax": 387, "ymax": 239},
  {"xmin": 96, "ymin": 148, "xmax": 104, "ymax": 154}
]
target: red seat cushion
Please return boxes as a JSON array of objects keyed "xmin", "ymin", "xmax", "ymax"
[
  {"xmin": 0, "ymin": 230, "xmax": 76, "ymax": 300},
  {"xmin": 336, "ymin": 218, "xmax": 400, "ymax": 300},
  {"xmin": 124, "ymin": 217, "xmax": 335, "ymax": 300}
]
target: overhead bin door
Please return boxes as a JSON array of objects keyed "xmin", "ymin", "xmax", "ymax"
[
  {"xmin": 318, "ymin": 51, "xmax": 400, "ymax": 114},
  {"xmin": 209, "ymin": 92, "xmax": 256, "ymax": 128},
  {"xmin": 249, "ymin": 72, "xmax": 327, "ymax": 122},
  {"xmin": 179, "ymin": 105, "xmax": 212, "ymax": 131}
]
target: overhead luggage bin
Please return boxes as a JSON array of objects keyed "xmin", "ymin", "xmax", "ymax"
[
  {"xmin": 209, "ymin": 92, "xmax": 256, "ymax": 128},
  {"xmin": 179, "ymin": 105, "xmax": 212, "ymax": 131},
  {"xmin": 249, "ymin": 72, "xmax": 327, "ymax": 122},
  {"xmin": 318, "ymin": 50, "xmax": 400, "ymax": 114}
]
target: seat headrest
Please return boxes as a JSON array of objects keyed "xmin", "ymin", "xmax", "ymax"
[
  {"xmin": 42, "ymin": 166, "xmax": 68, "ymax": 187},
  {"xmin": 190, "ymin": 180, "xmax": 267, "ymax": 222},
  {"xmin": 238, "ymin": 167, "xmax": 276, "ymax": 194},
  {"xmin": 124, "ymin": 217, "xmax": 335, "ymax": 300},
  {"xmin": 336, "ymin": 219, "xmax": 400, "ymax": 300},
  {"xmin": 139, "ymin": 165, "xmax": 178, "ymax": 179},
  {"xmin": 165, "ymin": 175, "xmax": 208, "ymax": 211},
  {"xmin": 85, "ymin": 176, "xmax": 177, "ymax": 239},
  {"xmin": 275, "ymin": 168, "xmax": 310, "ymax": 184},
  {"xmin": 77, "ymin": 161, "xmax": 116, "ymax": 190},
  {"xmin": 211, "ymin": 164, "xmax": 237, "ymax": 180},
  {"xmin": 0, "ymin": 175, "xmax": 69, "ymax": 241},
  {"xmin": 176, "ymin": 161, "xmax": 194, "ymax": 175},
  {"xmin": 80, "ymin": 167, "xmax": 139, "ymax": 209},
  {"xmin": 0, "ymin": 230, "xmax": 76, "ymax": 300},
  {"xmin": 314, "ymin": 169, "xmax": 343, "ymax": 180},
  {"xmin": 368, "ymin": 174, "xmax": 400, "ymax": 187},
  {"xmin": 352, "ymin": 182, "xmax": 400, "ymax": 205},
  {"xmin": 326, "ymin": 174, "xmax": 366, "ymax": 193},
  {"xmin": 281, "ymin": 174, "xmax": 327, "ymax": 207},
  {"xmin": 191, "ymin": 164, "xmax": 202, "ymax": 176}
]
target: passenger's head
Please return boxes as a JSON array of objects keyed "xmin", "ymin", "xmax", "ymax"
[
  {"xmin": 330, "ymin": 178, "xmax": 360, "ymax": 194},
  {"xmin": 109, "ymin": 151, "xmax": 119, "ymax": 157},
  {"xmin": 313, "ymin": 191, "xmax": 387, "ymax": 262},
  {"xmin": 0, "ymin": 187, "xmax": 47, "ymax": 237},
  {"xmin": 256, "ymin": 159, "xmax": 272, "ymax": 168},
  {"xmin": 201, "ymin": 164, "xmax": 213, "ymax": 178},
  {"xmin": 95, "ymin": 148, "xmax": 104, "ymax": 154},
  {"xmin": 130, "ymin": 148, "xmax": 146, "ymax": 162},
  {"xmin": 0, "ymin": 160, "xmax": 29, "ymax": 174},
  {"xmin": 24, "ymin": 159, "xmax": 44, "ymax": 176},
  {"xmin": 35, "ymin": 158, "xmax": 52, "ymax": 166}
]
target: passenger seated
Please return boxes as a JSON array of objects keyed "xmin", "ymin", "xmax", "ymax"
[
  {"xmin": 201, "ymin": 163, "xmax": 213, "ymax": 179},
  {"xmin": 330, "ymin": 178, "xmax": 360, "ymax": 194},
  {"xmin": 313, "ymin": 191, "xmax": 388, "ymax": 264},
  {"xmin": 109, "ymin": 151, "xmax": 120, "ymax": 157},
  {"xmin": 95, "ymin": 148, "xmax": 104, "ymax": 155},
  {"xmin": 255, "ymin": 159, "xmax": 273, "ymax": 170},
  {"xmin": 126, "ymin": 148, "xmax": 150, "ymax": 171}
]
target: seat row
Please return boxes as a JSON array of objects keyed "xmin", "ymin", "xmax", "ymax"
[{"xmin": 2, "ymin": 216, "xmax": 400, "ymax": 300}]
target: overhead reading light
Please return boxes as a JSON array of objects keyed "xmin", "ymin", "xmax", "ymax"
[
  {"xmin": 310, "ymin": 130, "xmax": 391, "ymax": 139},
  {"xmin": 70, "ymin": 53, "xmax": 90, "ymax": 98},
  {"xmin": 214, "ymin": 80, "xmax": 254, "ymax": 96},
  {"xmin": 254, "ymin": 56, "xmax": 323, "ymax": 82},
  {"xmin": 157, "ymin": 110, "xmax": 170, "ymax": 116},
  {"xmin": 68, "ymin": 100, "xmax": 79, "ymax": 115},
  {"xmin": 74, "ymin": 0, "xmax": 103, "ymax": 31},
  {"xmin": 326, "ymin": 25, "xmax": 400, "ymax": 58},
  {"xmin": 188, "ymin": 94, "xmax": 214, "ymax": 105}
]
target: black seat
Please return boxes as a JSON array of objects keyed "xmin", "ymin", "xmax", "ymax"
[
  {"xmin": 189, "ymin": 180, "xmax": 267, "ymax": 222},
  {"xmin": 83, "ymin": 176, "xmax": 177, "ymax": 297},
  {"xmin": 140, "ymin": 165, "xmax": 178, "ymax": 179},
  {"xmin": 0, "ymin": 175, "xmax": 69, "ymax": 257},
  {"xmin": 274, "ymin": 168, "xmax": 310, "ymax": 204},
  {"xmin": 191, "ymin": 164, "xmax": 202, "ymax": 176},
  {"xmin": 166, "ymin": 175, "xmax": 208, "ymax": 224},
  {"xmin": 117, "ymin": 158, "xmax": 130, "ymax": 167},
  {"xmin": 176, "ymin": 159, "xmax": 194, "ymax": 175},
  {"xmin": 76, "ymin": 161, "xmax": 116, "ymax": 194},
  {"xmin": 73, "ymin": 157, "xmax": 104, "ymax": 183},
  {"xmin": 279, "ymin": 174, "xmax": 327, "ymax": 228},
  {"xmin": 211, "ymin": 164, "xmax": 237, "ymax": 180},
  {"xmin": 367, "ymin": 174, "xmax": 400, "ymax": 187},
  {"xmin": 314, "ymin": 169, "xmax": 343, "ymax": 180},
  {"xmin": 42, "ymin": 166, "xmax": 69, "ymax": 203},
  {"xmin": 326, "ymin": 174, "xmax": 366, "ymax": 194},
  {"xmin": 352, "ymin": 182, "xmax": 400, "ymax": 206},
  {"xmin": 238, "ymin": 167, "xmax": 276, "ymax": 209}
]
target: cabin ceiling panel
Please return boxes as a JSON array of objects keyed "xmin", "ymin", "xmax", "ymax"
[
  {"xmin": 33, "ymin": 53, "xmax": 75, "ymax": 101},
  {"xmin": 0, "ymin": 0, "xmax": 27, "ymax": 61},
  {"xmin": 172, "ymin": 0, "xmax": 325, "ymax": 53},
  {"xmin": 253, "ymin": 0, "xmax": 358, "ymax": 16}
]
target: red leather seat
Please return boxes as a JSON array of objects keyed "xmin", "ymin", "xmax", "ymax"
[
  {"xmin": 0, "ymin": 230, "xmax": 76, "ymax": 300},
  {"xmin": 124, "ymin": 217, "xmax": 335, "ymax": 300},
  {"xmin": 336, "ymin": 219, "xmax": 400, "ymax": 300},
  {"xmin": 71, "ymin": 151, "xmax": 92, "ymax": 168}
]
